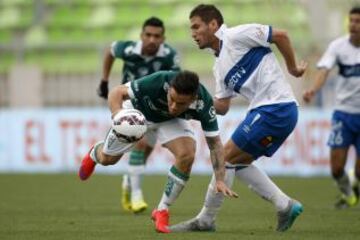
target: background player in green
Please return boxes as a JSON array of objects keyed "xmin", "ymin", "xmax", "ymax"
[
  {"xmin": 97, "ymin": 17, "xmax": 180, "ymax": 213},
  {"xmin": 79, "ymin": 70, "xmax": 238, "ymax": 233}
]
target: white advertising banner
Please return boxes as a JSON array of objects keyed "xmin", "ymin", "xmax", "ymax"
[{"xmin": 0, "ymin": 107, "xmax": 356, "ymax": 176}]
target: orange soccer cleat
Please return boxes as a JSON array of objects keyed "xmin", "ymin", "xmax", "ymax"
[
  {"xmin": 78, "ymin": 148, "xmax": 96, "ymax": 181},
  {"xmin": 151, "ymin": 209, "xmax": 170, "ymax": 233}
]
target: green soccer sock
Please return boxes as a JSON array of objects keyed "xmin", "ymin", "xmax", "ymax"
[
  {"xmin": 157, "ymin": 166, "xmax": 189, "ymax": 210},
  {"xmin": 129, "ymin": 150, "xmax": 146, "ymax": 166}
]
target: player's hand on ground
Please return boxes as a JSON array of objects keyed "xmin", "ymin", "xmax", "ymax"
[
  {"xmin": 215, "ymin": 180, "xmax": 238, "ymax": 198},
  {"xmin": 302, "ymin": 89, "xmax": 315, "ymax": 103},
  {"xmin": 289, "ymin": 60, "xmax": 307, "ymax": 77},
  {"xmin": 97, "ymin": 80, "xmax": 109, "ymax": 99}
]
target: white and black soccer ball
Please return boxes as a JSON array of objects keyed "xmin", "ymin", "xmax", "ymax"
[{"xmin": 112, "ymin": 109, "xmax": 147, "ymax": 143}]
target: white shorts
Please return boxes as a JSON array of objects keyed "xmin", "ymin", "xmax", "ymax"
[{"xmin": 102, "ymin": 101, "xmax": 195, "ymax": 156}]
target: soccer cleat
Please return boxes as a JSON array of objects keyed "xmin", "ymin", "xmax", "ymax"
[
  {"xmin": 334, "ymin": 194, "xmax": 358, "ymax": 209},
  {"xmin": 121, "ymin": 187, "xmax": 132, "ymax": 212},
  {"xmin": 276, "ymin": 199, "xmax": 303, "ymax": 232},
  {"xmin": 151, "ymin": 209, "xmax": 170, "ymax": 233},
  {"xmin": 131, "ymin": 199, "xmax": 148, "ymax": 214},
  {"xmin": 78, "ymin": 148, "xmax": 96, "ymax": 181},
  {"xmin": 169, "ymin": 217, "xmax": 216, "ymax": 232}
]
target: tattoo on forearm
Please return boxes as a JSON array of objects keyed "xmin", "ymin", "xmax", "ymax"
[{"xmin": 207, "ymin": 136, "xmax": 225, "ymax": 181}]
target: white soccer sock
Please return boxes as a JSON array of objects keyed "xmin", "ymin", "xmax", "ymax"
[
  {"xmin": 235, "ymin": 164, "xmax": 290, "ymax": 212},
  {"xmin": 157, "ymin": 166, "xmax": 188, "ymax": 210},
  {"xmin": 335, "ymin": 171, "xmax": 354, "ymax": 196},
  {"xmin": 128, "ymin": 165, "xmax": 145, "ymax": 202},
  {"xmin": 197, "ymin": 165, "xmax": 235, "ymax": 222},
  {"xmin": 89, "ymin": 141, "xmax": 103, "ymax": 164},
  {"xmin": 122, "ymin": 174, "xmax": 130, "ymax": 190}
]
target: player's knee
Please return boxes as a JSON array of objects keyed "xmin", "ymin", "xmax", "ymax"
[{"xmin": 176, "ymin": 151, "xmax": 195, "ymax": 172}]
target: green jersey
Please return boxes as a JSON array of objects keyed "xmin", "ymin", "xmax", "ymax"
[
  {"xmin": 129, "ymin": 71, "xmax": 219, "ymax": 136},
  {"xmin": 111, "ymin": 40, "xmax": 180, "ymax": 84}
]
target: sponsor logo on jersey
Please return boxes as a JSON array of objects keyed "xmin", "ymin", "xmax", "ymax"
[
  {"xmin": 138, "ymin": 67, "xmax": 149, "ymax": 76},
  {"xmin": 188, "ymin": 99, "xmax": 204, "ymax": 110},
  {"xmin": 228, "ymin": 67, "xmax": 246, "ymax": 89},
  {"xmin": 124, "ymin": 45, "xmax": 135, "ymax": 55},
  {"xmin": 255, "ymin": 26, "xmax": 265, "ymax": 39},
  {"xmin": 209, "ymin": 106, "xmax": 216, "ymax": 120},
  {"xmin": 153, "ymin": 61, "xmax": 162, "ymax": 71}
]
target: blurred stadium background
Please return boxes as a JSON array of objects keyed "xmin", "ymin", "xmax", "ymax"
[
  {"xmin": 0, "ymin": 0, "xmax": 358, "ymax": 107},
  {"xmin": 1, "ymin": 1, "xmax": 360, "ymax": 239}
]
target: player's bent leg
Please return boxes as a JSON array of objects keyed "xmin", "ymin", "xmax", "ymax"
[
  {"xmin": 79, "ymin": 142, "xmax": 121, "ymax": 180},
  {"xmin": 330, "ymin": 148, "xmax": 356, "ymax": 208},
  {"xmin": 79, "ymin": 128, "xmax": 133, "ymax": 181},
  {"xmin": 170, "ymin": 167, "xmax": 235, "ymax": 233},
  {"xmin": 152, "ymin": 136, "xmax": 195, "ymax": 233},
  {"xmin": 225, "ymin": 140, "xmax": 302, "ymax": 231},
  {"xmin": 276, "ymin": 199, "xmax": 303, "ymax": 232},
  {"xmin": 79, "ymin": 142, "xmax": 103, "ymax": 181}
]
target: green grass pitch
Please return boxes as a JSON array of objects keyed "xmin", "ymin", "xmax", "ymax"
[{"xmin": 1, "ymin": 174, "xmax": 360, "ymax": 239}]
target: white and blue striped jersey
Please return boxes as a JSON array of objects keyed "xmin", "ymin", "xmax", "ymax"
[
  {"xmin": 213, "ymin": 24, "xmax": 296, "ymax": 110},
  {"xmin": 317, "ymin": 36, "xmax": 360, "ymax": 113}
]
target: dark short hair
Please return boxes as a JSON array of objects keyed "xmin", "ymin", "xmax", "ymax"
[
  {"xmin": 350, "ymin": 6, "xmax": 360, "ymax": 15},
  {"xmin": 142, "ymin": 17, "xmax": 165, "ymax": 33},
  {"xmin": 170, "ymin": 70, "xmax": 199, "ymax": 96},
  {"xmin": 189, "ymin": 4, "xmax": 224, "ymax": 26}
]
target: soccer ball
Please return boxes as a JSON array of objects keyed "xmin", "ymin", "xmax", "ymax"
[{"xmin": 112, "ymin": 109, "xmax": 147, "ymax": 143}]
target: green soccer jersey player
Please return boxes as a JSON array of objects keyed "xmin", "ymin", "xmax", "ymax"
[
  {"xmin": 79, "ymin": 70, "xmax": 238, "ymax": 233},
  {"xmin": 97, "ymin": 17, "xmax": 180, "ymax": 213}
]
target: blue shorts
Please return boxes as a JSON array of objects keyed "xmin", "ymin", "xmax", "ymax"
[
  {"xmin": 328, "ymin": 110, "xmax": 360, "ymax": 156},
  {"xmin": 231, "ymin": 102, "xmax": 298, "ymax": 159}
]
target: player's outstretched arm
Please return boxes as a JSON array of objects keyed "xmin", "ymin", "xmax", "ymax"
[
  {"xmin": 108, "ymin": 85, "xmax": 130, "ymax": 118},
  {"xmin": 206, "ymin": 135, "xmax": 238, "ymax": 198},
  {"xmin": 303, "ymin": 68, "xmax": 330, "ymax": 103},
  {"xmin": 271, "ymin": 28, "xmax": 307, "ymax": 78}
]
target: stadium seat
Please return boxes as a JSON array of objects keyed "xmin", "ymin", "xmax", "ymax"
[{"xmin": 0, "ymin": 0, "xmax": 313, "ymax": 76}]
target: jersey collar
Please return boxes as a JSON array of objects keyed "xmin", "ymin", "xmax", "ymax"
[
  {"xmin": 214, "ymin": 24, "xmax": 227, "ymax": 40},
  {"xmin": 214, "ymin": 24, "xmax": 227, "ymax": 56}
]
